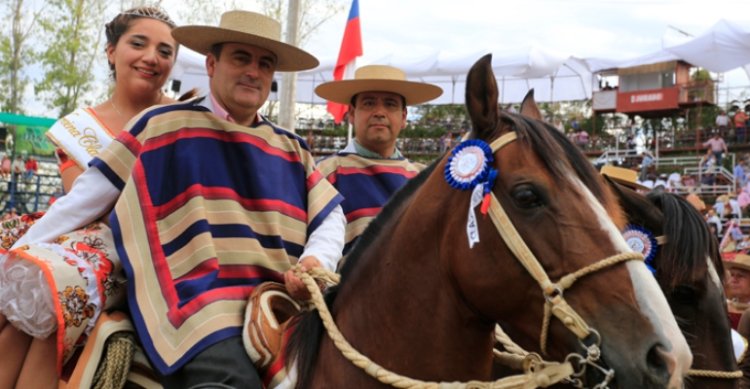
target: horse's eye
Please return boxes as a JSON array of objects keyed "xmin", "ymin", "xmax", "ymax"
[
  {"xmin": 512, "ymin": 186, "xmax": 544, "ymax": 209},
  {"xmin": 670, "ymin": 285, "xmax": 698, "ymax": 304}
]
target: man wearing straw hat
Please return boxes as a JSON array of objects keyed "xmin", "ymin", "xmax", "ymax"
[
  {"xmin": 13, "ymin": 10, "xmax": 345, "ymax": 388},
  {"xmin": 315, "ymin": 65, "xmax": 442, "ymax": 255}
]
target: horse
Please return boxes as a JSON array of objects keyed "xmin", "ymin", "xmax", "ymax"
[
  {"xmin": 285, "ymin": 54, "xmax": 691, "ymax": 388},
  {"xmin": 607, "ymin": 182, "xmax": 740, "ymax": 388}
]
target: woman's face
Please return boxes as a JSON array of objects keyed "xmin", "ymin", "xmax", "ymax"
[{"xmin": 106, "ymin": 18, "xmax": 176, "ymax": 95}]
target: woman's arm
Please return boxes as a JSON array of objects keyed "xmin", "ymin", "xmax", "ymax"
[{"xmin": 13, "ymin": 167, "xmax": 120, "ymax": 248}]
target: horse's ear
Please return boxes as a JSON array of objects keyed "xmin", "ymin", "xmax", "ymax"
[
  {"xmin": 466, "ymin": 54, "xmax": 499, "ymax": 140},
  {"xmin": 520, "ymin": 89, "xmax": 543, "ymax": 120}
]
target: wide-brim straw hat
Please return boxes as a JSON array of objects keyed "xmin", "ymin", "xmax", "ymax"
[
  {"xmin": 171, "ymin": 10, "xmax": 318, "ymax": 72},
  {"xmin": 600, "ymin": 165, "xmax": 649, "ymax": 191},
  {"xmin": 726, "ymin": 253, "xmax": 750, "ymax": 272},
  {"xmin": 315, "ymin": 65, "xmax": 443, "ymax": 106}
]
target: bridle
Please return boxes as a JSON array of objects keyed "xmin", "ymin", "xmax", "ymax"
[{"xmin": 483, "ymin": 132, "xmax": 645, "ymax": 387}]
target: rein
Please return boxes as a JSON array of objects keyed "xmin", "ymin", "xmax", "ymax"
[{"xmin": 294, "ymin": 266, "xmax": 575, "ymax": 389}]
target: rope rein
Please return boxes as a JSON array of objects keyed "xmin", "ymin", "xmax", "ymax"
[{"xmin": 296, "ymin": 266, "xmax": 574, "ymax": 389}]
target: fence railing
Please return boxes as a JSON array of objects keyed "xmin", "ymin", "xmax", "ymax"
[{"xmin": 0, "ymin": 172, "xmax": 63, "ymax": 214}]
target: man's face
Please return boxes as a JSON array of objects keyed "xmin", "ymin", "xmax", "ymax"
[
  {"xmin": 206, "ymin": 42, "xmax": 276, "ymax": 118},
  {"xmin": 728, "ymin": 268, "xmax": 750, "ymax": 300},
  {"xmin": 350, "ymin": 91, "xmax": 407, "ymax": 155}
]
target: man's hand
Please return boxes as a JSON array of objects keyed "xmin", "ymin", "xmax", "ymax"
[{"xmin": 284, "ymin": 256, "xmax": 322, "ymax": 301}]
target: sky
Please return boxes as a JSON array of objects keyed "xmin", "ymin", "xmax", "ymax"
[
  {"xmin": 18, "ymin": 0, "xmax": 750, "ymax": 116},
  {"xmin": 303, "ymin": 0, "xmax": 750, "ymax": 64}
]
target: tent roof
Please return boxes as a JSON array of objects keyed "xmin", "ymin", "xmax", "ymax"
[
  {"xmin": 0, "ymin": 112, "xmax": 56, "ymax": 128},
  {"xmin": 587, "ymin": 19, "xmax": 750, "ymax": 75},
  {"xmin": 172, "ymin": 45, "xmax": 593, "ymax": 105},
  {"xmin": 665, "ymin": 19, "xmax": 750, "ymax": 73}
]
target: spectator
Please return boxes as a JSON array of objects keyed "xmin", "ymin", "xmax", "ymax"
[
  {"xmin": 23, "ymin": 155, "xmax": 37, "ymax": 181},
  {"xmin": 735, "ymin": 109, "xmax": 749, "ymax": 144},
  {"xmin": 716, "ymin": 110, "xmax": 730, "ymax": 137},
  {"xmin": 702, "ymin": 130, "xmax": 728, "ymax": 168},
  {"xmin": 575, "ymin": 129, "xmax": 589, "ymax": 149},
  {"xmin": 724, "ymin": 254, "xmax": 750, "ymax": 329},
  {"xmin": 700, "ymin": 153, "xmax": 717, "ymax": 185},
  {"xmin": 686, "ymin": 190, "xmax": 706, "ymax": 213},
  {"xmin": 738, "ymin": 187, "xmax": 750, "ymax": 213},
  {"xmin": 735, "ymin": 159, "xmax": 748, "ymax": 190},
  {"xmin": 11, "ymin": 155, "xmax": 24, "ymax": 177},
  {"xmin": 639, "ymin": 151, "xmax": 655, "ymax": 181},
  {"xmin": 0, "ymin": 154, "xmax": 10, "ymax": 180},
  {"xmin": 666, "ymin": 172, "xmax": 682, "ymax": 192},
  {"xmin": 705, "ymin": 208, "xmax": 722, "ymax": 235},
  {"xmin": 654, "ymin": 173, "xmax": 668, "ymax": 190}
]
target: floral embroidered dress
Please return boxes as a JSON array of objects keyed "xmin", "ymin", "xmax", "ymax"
[{"xmin": 0, "ymin": 107, "xmax": 126, "ymax": 374}]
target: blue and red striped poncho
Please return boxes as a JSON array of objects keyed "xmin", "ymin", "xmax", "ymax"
[
  {"xmin": 317, "ymin": 150, "xmax": 422, "ymax": 255},
  {"xmin": 90, "ymin": 99, "xmax": 343, "ymax": 374}
]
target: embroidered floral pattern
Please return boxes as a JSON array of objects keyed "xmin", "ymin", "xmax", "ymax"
[
  {"xmin": 59, "ymin": 285, "xmax": 95, "ymax": 328},
  {"xmin": 0, "ymin": 213, "xmax": 43, "ymax": 249}
]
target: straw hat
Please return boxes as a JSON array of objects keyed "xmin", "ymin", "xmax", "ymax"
[
  {"xmin": 600, "ymin": 165, "xmax": 649, "ymax": 191},
  {"xmin": 314, "ymin": 65, "xmax": 443, "ymax": 106},
  {"xmin": 171, "ymin": 10, "xmax": 318, "ymax": 72},
  {"xmin": 726, "ymin": 253, "xmax": 750, "ymax": 272}
]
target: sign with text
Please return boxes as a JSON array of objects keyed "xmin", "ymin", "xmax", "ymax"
[{"xmin": 617, "ymin": 88, "xmax": 679, "ymax": 113}]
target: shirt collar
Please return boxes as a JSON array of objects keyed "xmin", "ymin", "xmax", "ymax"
[
  {"xmin": 207, "ymin": 93, "xmax": 261, "ymax": 125},
  {"xmin": 351, "ymin": 139, "xmax": 403, "ymax": 159}
]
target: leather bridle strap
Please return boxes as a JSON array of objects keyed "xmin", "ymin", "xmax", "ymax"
[{"xmin": 487, "ymin": 132, "xmax": 644, "ymax": 354}]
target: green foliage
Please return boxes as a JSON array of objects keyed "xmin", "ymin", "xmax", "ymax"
[
  {"xmin": 35, "ymin": 0, "xmax": 106, "ymax": 117},
  {"xmin": 416, "ymin": 104, "xmax": 466, "ymax": 124},
  {"xmin": 0, "ymin": 0, "xmax": 38, "ymax": 114},
  {"xmin": 691, "ymin": 68, "xmax": 712, "ymax": 83}
]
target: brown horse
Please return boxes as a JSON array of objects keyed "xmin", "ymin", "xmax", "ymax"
[
  {"xmin": 608, "ymin": 183, "xmax": 739, "ymax": 388},
  {"xmin": 285, "ymin": 54, "xmax": 691, "ymax": 388}
]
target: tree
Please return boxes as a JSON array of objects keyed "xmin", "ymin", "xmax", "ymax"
[
  {"xmin": 35, "ymin": 0, "xmax": 107, "ymax": 117},
  {"xmin": 0, "ymin": 0, "xmax": 40, "ymax": 114}
]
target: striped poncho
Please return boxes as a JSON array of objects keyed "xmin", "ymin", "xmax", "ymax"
[
  {"xmin": 90, "ymin": 100, "xmax": 342, "ymax": 374},
  {"xmin": 317, "ymin": 152, "xmax": 421, "ymax": 255}
]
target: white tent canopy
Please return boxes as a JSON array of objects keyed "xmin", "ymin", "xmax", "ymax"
[
  {"xmin": 170, "ymin": 45, "xmax": 593, "ymax": 106},
  {"xmin": 587, "ymin": 19, "xmax": 750, "ymax": 77}
]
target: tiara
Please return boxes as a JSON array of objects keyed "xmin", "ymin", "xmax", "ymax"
[{"xmin": 120, "ymin": 6, "xmax": 176, "ymax": 28}]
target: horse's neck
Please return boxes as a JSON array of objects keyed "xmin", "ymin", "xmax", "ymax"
[{"xmin": 331, "ymin": 185, "xmax": 495, "ymax": 379}]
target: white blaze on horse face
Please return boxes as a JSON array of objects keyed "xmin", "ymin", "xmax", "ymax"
[{"xmin": 569, "ymin": 175, "xmax": 692, "ymax": 384}]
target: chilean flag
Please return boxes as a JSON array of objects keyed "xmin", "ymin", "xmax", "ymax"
[{"xmin": 328, "ymin": 0, "xmax": 363, "ymax": 124}]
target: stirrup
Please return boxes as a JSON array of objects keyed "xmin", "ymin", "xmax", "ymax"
[{"xmin": 242, "ymin": 282, "xmax": 301, "ymax": 370}]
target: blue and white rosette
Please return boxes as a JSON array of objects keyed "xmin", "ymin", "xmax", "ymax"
[
  {"xmin": 444, "ymin": 139, "xmax": 495, "ymax": 248},
  {"xmin": 622, "ymin": 224, "xmax": 658, "ymax": 274}
]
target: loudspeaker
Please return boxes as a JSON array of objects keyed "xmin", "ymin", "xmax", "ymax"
[
  {"xmin": 271, "ymin": 80, "xmax": 278, "ymax": 93},
  {"xmin": 171, "ymin": 80, "xmax": 182, "ymax": 93}
]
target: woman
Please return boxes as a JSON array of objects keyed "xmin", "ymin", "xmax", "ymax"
[{"xmin": 0, "ymin": 6, "xmax": 178, "ymax": 388}]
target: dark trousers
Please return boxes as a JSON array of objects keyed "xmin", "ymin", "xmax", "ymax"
[{"xmin": 160, "ymin": 336, "xmax": 262, "ymax": 389}]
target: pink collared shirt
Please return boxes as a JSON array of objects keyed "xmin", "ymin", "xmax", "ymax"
[{"xmin": 209, "ymin": 93, "xmax": 261, "ymax": 125}]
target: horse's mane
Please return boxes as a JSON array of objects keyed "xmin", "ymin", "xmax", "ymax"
[
  {"xmin": 493, "ymin": 111, "xmax": 609, "ymax": 203},
  {"xmin": 285, "ymin": 110, "xmax": 608, "ymax": 387},
  {"xmin": 647, "ymin": 190, "xmax": 724, "ymax": 287}
]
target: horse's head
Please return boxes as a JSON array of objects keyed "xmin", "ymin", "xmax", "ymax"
[
  {"xmin": 609, "ymin": 182, "xmax": 739, "ymax": 388},
  {"xmin": 445, "ymin": 54, "xmax": 691, "ymax": 388}
]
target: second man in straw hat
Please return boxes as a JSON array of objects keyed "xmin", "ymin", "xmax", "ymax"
[{"xmin": 315, "ymin": 65, "xmax": 442, "ymax": 255}]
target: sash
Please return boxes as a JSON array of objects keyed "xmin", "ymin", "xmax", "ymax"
[{"xmin": 45, "ymin": 108, "xmax": 116, "ymax": 169}]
